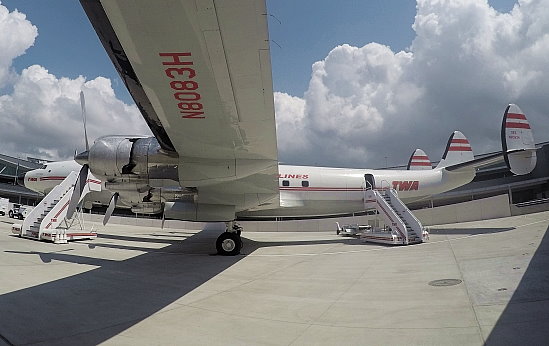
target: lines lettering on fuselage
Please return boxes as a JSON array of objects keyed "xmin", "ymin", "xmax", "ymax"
[
  {"xmin": 159, "ymin": 52, "xmax": 205, "ymax": 119},
  {"xmin": 392, "ymin": 180, "xmax": 419, "ymax": 191},
  {"xmin": 278, "ymin": 174, "xmax": 309, "ymax": 179}
]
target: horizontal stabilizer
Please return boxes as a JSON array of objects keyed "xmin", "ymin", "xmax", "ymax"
[
  {"xmin": 407, "ymin": 149, "xmax": 432, "ymax": 170},
  {"xmin": 502, "ymin": 104, "xmax": 536, "ymax": 175},
  {"xmin": 436, "ymin": 131, "xmax": 474, "ymax": 169}
]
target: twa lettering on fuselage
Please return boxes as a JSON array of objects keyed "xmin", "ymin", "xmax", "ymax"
[{"xmin": 392, "ymin": 180, "xmax": 419, "ymax": 191}]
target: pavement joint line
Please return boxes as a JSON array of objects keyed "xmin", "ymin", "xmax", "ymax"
[
  {"xmin": 446, "ymin": 235, "xmax": 485, "ymax": 343},
  {"xmin": 288, "ymin": 251, "xmax": 375, "ymax": 346},
  {"xmin": 168, "ymin": 303, "xmax": 482, "ymax": 331},
  {"xmin": 173, "ymin": 256, "xmax": 317, "ymax": 310}
]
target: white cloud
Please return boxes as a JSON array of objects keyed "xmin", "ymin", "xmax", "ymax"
[
  {"xmin": 0, "ymin": 4, "xmax": 150, "ymax": 161},
  {"xmin": 0, "ymin": 3, "xmax": 37, "ymax": 87},
  {"xmin": 275, "ymin": 0, "xmax": 549, "ymax": 168}
]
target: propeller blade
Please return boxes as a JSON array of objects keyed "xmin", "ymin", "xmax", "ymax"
[
  {"xmin": 66, "ymin": 164, "xmax": 89, "ymax": 219},
  {"xmin": 103, "ymin": 192, "xmax": 119, "ymax": 226},
  {"xmin": 80, "ymin": 91, "xmax": 89, "ymax": 152}
]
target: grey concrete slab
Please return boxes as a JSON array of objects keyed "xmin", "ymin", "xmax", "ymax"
[{"xmin": 0, "ymin": 211, "xmax": 548, "ymax": 345}]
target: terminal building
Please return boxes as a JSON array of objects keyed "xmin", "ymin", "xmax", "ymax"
[{"xmin": 0, "ymin": 154, "xmax": 43, "ymax": 205}]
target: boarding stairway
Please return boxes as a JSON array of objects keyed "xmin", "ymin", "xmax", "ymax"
[
  {"xmin": 13, "ymin": 171, "xmax": 101, "ymax": 243},
  {"xmin": 363, "ymin": 183, "xmax": 425, "ymax": 245}
]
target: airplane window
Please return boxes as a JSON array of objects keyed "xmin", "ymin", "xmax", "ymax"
[
  {"xmin": 282, "ymin": 180, "xmax": 289, "ymax": 187},
  {"xmin": 302, "ymin": 181, "xmax": 309, "ymax": 187}
]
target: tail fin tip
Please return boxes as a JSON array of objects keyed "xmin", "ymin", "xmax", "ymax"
[
  {"xmin": 407, "ymin": 149, "xmax": 432, "ymax": 170},
  {"xmin": 436, "ymin": 131, "xmax": 474, "ymax": 168},
  {"xmin": 502, "ymin": 104, "xmax": 536, "ymax": 175}
]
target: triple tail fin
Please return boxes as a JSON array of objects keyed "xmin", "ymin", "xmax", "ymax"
[
  {"xmin": 436, "ymin": 131, "xmax": 474, "ymax": 169},
  {"xmin": 407, "ymin": 149, "xmax": 432, "ymax": 170},
  {"xmin": 502, "ymin": 104, "xmax": 536, "ymax": 175}
]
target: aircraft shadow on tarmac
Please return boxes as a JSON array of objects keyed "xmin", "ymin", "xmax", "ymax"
[
  {"xmin": 427, "ymin": 227, "xmax": 515, "ymax": 235},
  {"xmin": 485, "ymin": 225, "xmax": 549, "ymax": 345},
  {"xmin": 0, "ymin": 229, "xmax": 361, "ymax": 345}
]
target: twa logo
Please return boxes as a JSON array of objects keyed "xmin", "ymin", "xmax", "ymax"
[{"xmin": 392, "ymin": 180, "xmax": 419, "ymax": 191}]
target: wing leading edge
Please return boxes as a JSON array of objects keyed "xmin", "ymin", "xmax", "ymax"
[{"xmin": 81, "ymin": 0, "xmax": 279, "ymax": 210}]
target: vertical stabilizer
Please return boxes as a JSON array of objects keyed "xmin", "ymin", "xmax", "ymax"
[
  {"xmin": 502, "ymin": 104, "xmax": 536, "ymax": 175},
  {"xmin": 407, "ymin": 149, "xmax": 432, "ymax": 170},
  {"xmin": 436, "ymin": 131, "xmax": 474, "ymax": 169}
]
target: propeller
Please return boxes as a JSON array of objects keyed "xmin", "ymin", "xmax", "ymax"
[
  {"xmin": 66, "ymin": 164, "xmax": 89, "ymax": 219},
  {"xmin": 80, "ymin": 91, "xmax": 89, "ymax": 152},
  {"xmin": 103, "ymin": 192, "xmax": 119, "ymax": 226}
]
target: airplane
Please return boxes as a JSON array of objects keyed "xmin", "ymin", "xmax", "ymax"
[{"xmin": 18, "ymin": 0, "xmax": 537, "ymax": 256}]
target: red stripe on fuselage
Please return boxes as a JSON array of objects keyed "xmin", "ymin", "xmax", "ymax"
[{"xmin": 39, "ymin": 176, "xmax": 66, "ymax": 181}]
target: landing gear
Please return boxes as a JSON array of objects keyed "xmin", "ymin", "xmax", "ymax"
[{"xmin": 216, "ymin": 222, "xmax": 243, "ymax": 256}]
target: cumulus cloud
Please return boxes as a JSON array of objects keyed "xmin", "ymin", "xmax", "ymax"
[
  {"xmin": 275, "ymin": 0, "xmax": 549, "ymax": 168},
  {"xmin": 0, "ymin": 4, "xmax": 150, "ymax": 161},
  {"xmin": 0, "ymin": 4, "xmax": 37, "ymax": 87}
]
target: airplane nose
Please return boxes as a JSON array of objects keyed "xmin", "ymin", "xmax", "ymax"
[{"xmin": 16, "ymin": 173, "xmax": 25, "ymax": 187}]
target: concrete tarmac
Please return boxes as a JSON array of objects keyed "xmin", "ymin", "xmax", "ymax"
[{"xmin": 0, "ymin": 211, "xmax": 548, "ymax": 345}]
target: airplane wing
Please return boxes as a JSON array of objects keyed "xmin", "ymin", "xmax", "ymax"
[{"xmin": 81, "ymin": 0, "xmax": 279, "ymax": 210}]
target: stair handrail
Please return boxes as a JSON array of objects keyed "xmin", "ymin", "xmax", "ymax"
[
  {"xmin": 22, "ymin": 171, "xmax": 78, "ymax": 236},
  {"xmin": 387, "ymin": 188, "xmax": 424, "ymax": 242},
  {"xmin": 373, "ymin": 189, "xmax": 408, "ymax": 242},
  {"xmin": 378, "ymin": 179, "xmax": 391, "ymax": 191}
]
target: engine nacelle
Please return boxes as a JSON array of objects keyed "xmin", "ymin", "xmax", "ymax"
[
  {"xmin": 88, "ymin": 136, "xmax": 177, "ymax": 178},
  {"xmin": 88, "ymin": 136, "xmax": 135, "ymax": 177}
]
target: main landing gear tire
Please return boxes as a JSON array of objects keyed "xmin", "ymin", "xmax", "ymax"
[
  {"xmin": 8, "ymin": 211, "xmax": 13, "ymax": 218},
  {"xmin": 216, "ymin": 232, "xmax": 242, "ymax": 256}
]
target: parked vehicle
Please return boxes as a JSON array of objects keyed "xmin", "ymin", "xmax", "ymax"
[
  {"xmin": 8, "ymin": 204, "xmax": 33, "ymax": 220},
  {"xmin": 8, "ymin": 203, "xmax": 20, "ymax": 218},
  {"xmin": 0, "ymin": 198, "xmax": 8, "ymax": 216}
]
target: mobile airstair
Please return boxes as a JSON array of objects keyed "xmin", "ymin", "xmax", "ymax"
[
  {"xmin": 12, "ymin": 171, "xmax": 101, "ymax": 243},
  {"xmin": 362, "ymin": 180, "xmax": 427, "ymax": 245}
]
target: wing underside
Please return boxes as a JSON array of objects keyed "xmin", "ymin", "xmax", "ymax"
[{"xmin": 81, "ymin": 0, "xmax": 279, "ymax": 211}]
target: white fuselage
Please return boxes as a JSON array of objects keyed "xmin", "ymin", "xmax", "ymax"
[
  {"xmin": 238, "ymin": 164, "xmax": 474, "ymax": 218},
  {"xmin": 23, "ymin": 161, "xmax": 475, "ymax": 218}
]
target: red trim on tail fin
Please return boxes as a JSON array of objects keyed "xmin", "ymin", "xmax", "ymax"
[
  {"xmin": 507, "ymin": 113, "xmax": 527, "ymax": 120},
  {"xmin": 506, "ymin": 122, "xmax": 531, "ymax": 129},
  {"xmin": 448, "ymin": 146, "xmax": 473, "ymax": 151}
]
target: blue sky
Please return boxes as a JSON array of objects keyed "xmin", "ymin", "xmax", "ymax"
[{"xmin": 2, "ymin": 0, "xmax": 518, "ymax": 102}]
